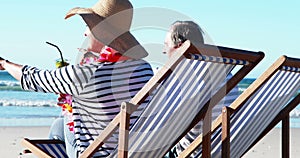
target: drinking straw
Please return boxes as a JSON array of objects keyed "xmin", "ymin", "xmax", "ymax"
[{"xmin": 46, "ymin": 41, "xmax": 65, "ymax": 63}]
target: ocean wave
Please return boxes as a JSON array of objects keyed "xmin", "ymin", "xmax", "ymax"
[
  {"xmin": 0, "ymin": 99, "xmax": 57, "ymax": 107},
  {"xmin": 0, "ymin": 80, "xmax": 19, "ymax": 86},
  {"xmin": 0, "ymin": 81, "xmax": 22, "ymax": 91},
  {"xmin": 290, "ymin": 109, "xmax": 300, "ymax": 118}
]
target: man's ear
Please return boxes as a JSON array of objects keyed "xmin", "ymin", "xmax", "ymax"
[{"xmin": 173, "ymin": 42, "xmax": 182, "ymax": 49}]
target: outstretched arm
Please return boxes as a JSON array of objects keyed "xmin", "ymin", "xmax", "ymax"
[{"xmin": 0, "ymin": 57, "xmax": 23, "ymax": 81}]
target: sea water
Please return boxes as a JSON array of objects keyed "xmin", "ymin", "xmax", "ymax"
[
  {"xmin": 0, "ymin": 71, "xmax": 299, "ymax": 127},
  {"xmin": 0, "ymin": 71, "xmax": 60, "ymax": 126}
]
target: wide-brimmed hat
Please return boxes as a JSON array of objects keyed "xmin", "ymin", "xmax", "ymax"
[{"xmin": 65, "ymin": 0, "xmax": 148, "ymax": 59}]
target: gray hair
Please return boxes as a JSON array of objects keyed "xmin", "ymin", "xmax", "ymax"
[{"xmin": 170, "ymin": 21, "xmax": 204, "ymax": 47}]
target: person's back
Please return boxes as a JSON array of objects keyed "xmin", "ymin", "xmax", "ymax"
[{"xmin": 70, "ymin": 59, "xmax": 153, "ymax": 155}]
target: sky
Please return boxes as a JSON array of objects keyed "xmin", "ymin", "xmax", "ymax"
[{"xmin": 0, "ymin": 0, "xmax": 299, "ymax": 78}]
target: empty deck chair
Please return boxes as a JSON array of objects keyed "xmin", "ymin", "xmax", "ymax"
[
  {"xmin": 179, "ymin": 55, "xmax": 300, "ymax": 158},
  {"xmin": 21, "ymin": 40, "xmax": 264, "ymax": 158}
]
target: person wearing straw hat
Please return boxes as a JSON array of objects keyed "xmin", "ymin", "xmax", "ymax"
[{"xmin": 0, "ymin": 0, "xmax": 153, "ymax": 157}]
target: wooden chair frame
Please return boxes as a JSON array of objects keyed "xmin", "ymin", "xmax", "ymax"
[
  {"xmin": 21, "ymin": 138, "xmax": 66, "ymax": 158},
  {"xmin": 179, "ymin": 55, "xmax": 300, "ymax": 158}
]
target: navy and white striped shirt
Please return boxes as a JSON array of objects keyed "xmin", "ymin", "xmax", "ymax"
[{"xmin": 21, "ymin": 59, "xmax": 153, "ymax": 156}]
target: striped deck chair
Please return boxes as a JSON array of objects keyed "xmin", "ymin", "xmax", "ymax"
[
  {"xmin": 21, "ymin": 138, "xmax": 67, "ymax": 158},
  {"xmin": 20, "ymin": 40, "xmax": 264, "ymax": 158},
  {"xmin": 179, "ymin": 55, "xmax": 300, "ymax": 158}
]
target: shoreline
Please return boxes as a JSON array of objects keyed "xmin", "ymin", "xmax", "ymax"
[{"xmin": 0, "ymin": 126, "xmax": 299, "ymax": 157}]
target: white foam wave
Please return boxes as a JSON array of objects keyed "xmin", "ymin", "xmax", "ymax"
[
  {"xmin": 0, "ymin": 99, "xmax": 57, "ymax": 107},
  {"xmin": 0, "ymin": 80, "xmax": 20, "ymax": 87},
  {"xmin": 290, "ymin": 109, "xmax": 300, "ymax": 118}
]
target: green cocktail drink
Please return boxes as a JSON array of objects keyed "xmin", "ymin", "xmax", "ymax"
[{"xmin": 55, "ymin": 59, "xmax": 69, "ymax": 68}]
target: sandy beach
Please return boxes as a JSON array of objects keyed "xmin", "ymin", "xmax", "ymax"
[
  {"xmin": 243, "ymin": 128, "xmax": 300, "ymax": 158},
  {"xmin": 0, "ymin": 126, "xmax": 50, "ymax": 158},
  {"xmin": 0, "ymin": 126, "xmax": 299, "ymax": 158}
]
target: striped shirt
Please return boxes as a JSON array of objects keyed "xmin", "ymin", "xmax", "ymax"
[
  {"xmin": 175, "ymin": 73, "xmax": 240, "ymax": 157},
  {"xmin": 21, "ymin": 59, "xmax": 153, "ymax": 156}
]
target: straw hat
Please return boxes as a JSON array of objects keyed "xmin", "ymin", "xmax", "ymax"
[{"xmin": 65, "ymin": 0, "xmax": 148, "ymax": 59}]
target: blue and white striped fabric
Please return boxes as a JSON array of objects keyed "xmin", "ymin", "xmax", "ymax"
[
  {"xmin": 36, "ymin": 143, "xmax": 68, "ymax": 158},
  {"xmin": 109, "ymin": 55, "xmax": 244, "ymax": 157},
  {"xmin": 282, "ymin": 66, "xmax": 300, "ymax": 72},
  {"xmin": 175, "ymin": 73, "xmax": 239, "ymax": 157},
  {"xmin": 188, "ymin": 54, "xmax": 250, "ymax": 66},
  {"xmin": 208, "ymin": 67, "xmax": 300, "ymax": 157}
]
